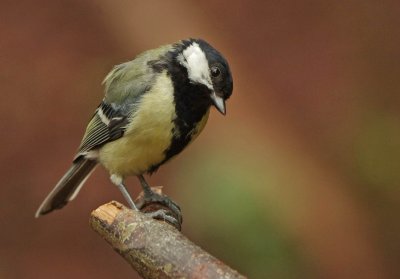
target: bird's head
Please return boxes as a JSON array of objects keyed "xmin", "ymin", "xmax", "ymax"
[{"xmin": 176, "ymin": 39, "xmax": 233, "ymax": 115}]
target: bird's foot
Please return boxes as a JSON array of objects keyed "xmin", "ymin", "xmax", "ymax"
[
  {"xmin": 135, "ymin": 188, "xmax": 182, "ymax": 230},
  {"xmin": 144, "ymin": 209, "xmax": 181, "ymax": 230}
]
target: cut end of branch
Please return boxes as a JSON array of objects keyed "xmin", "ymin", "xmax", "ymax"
[{"xmin": 91, "ymin": 200, "xmax": 124, "ymax": 225}]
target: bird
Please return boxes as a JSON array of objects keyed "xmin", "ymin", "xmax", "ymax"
[{"xmin": 35, "ymin": 38, "xmax": 233, "ymax": 224}]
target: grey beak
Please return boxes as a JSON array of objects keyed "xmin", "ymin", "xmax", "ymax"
[{"xmin": 210, "ymin": 92, "xmax": 226, "ymax": 115}]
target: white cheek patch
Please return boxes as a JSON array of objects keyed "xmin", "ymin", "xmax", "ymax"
[{"xmin": 178, "ymin": 42, "xmax": 213, "ymax": 90}]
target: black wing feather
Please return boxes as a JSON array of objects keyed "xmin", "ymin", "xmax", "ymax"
[{"xmin": 75, "ymin": 101, "xmax": 129, "ymax": 158}]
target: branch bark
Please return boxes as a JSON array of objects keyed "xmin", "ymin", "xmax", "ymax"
[{"xmin": 90, "ymin": 200, "xmax": 247, "ymax": 279}]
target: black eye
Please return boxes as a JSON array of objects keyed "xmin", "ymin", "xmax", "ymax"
[{"xmin": 211, "ymin": 66, "xmax": 221, "ymax": 78}]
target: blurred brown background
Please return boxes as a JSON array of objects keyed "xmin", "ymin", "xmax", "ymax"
[{"xmin": 1, "ymin": 1, "xmax": 400, "ymax": 278}]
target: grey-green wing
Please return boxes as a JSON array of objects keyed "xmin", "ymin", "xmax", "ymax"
[
  {"xmin": 73, "ymin": 67, "xmax": 148, "ymax": 158},
  {"xmin": 74, "ymin": 44, "xmax": 174, "ymax": 160}
]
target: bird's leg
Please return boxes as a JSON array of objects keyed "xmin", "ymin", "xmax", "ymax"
[
  {"xmin": 138, "ymin": 175, "xmax": 155, "ymax": 198},
  {"xmin": 116, "ymin": 182, "xmax": 138, "ymax": 211},
  {"xmin": 138, "ymin": 175, "xmax": 181, "ymax": 213},
  {"xmin": 137, "ymin": 175, "xmax": 182, "ymax": 227}
]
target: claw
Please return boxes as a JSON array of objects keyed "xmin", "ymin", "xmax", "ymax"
[
  {"xmin": 134, "ymin": 189, "xmax": 182, "ymax": 230},
  {"xmin": 135, "ymin": 176, "xmax": 183, "ymax": 230},
  {"xmin": 144, "ymin": 209, "xmax": 181, "ymax": 230}
]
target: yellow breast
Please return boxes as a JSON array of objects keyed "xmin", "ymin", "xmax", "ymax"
[{"xmin": 98, "ymin": 72, "xmax": 177, "ymax": 177}]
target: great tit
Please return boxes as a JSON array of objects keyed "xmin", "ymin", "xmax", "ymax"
[{"xmin": 35, "ymin": 38, "xmax": 233, "ymax": 222}]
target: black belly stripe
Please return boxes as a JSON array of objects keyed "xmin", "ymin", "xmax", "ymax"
[{"xmin": 147, "ymin": 58, "xmax": 211, "ymax": 174}]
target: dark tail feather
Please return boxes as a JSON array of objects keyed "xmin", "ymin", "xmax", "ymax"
[{"xmin": 35, "ymin": 158, "xmax": 97, "ymax": 217}]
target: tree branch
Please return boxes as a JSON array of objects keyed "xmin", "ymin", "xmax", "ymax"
[{"xmin": 90, "ymin": 200, "xmax": 247, "ymax": 279}]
